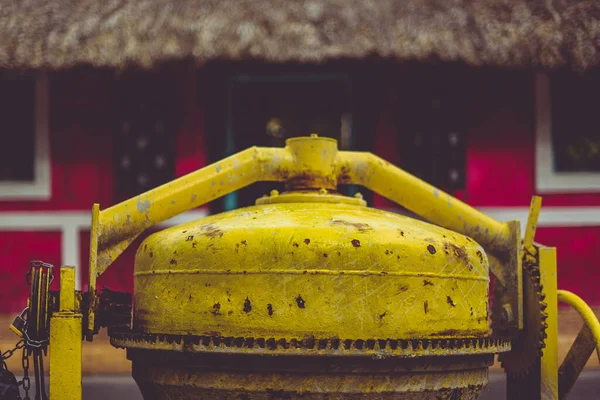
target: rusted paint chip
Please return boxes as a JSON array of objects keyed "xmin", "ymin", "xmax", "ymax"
[
  {"xmin": 243, "ymin": 298, "xmax": 252, "ymax": 313},
  {"xmin": 446, "ymin": 296, "xmax": 456, "ymax": 307},
  {"xmin": 296, "ymin": 295, "xmax": 306, "ymax": 308}
]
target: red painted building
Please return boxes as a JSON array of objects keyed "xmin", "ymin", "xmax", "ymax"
[{"xmin": 1, "ymin": 2, "xmax": 599, "ymax": 312}]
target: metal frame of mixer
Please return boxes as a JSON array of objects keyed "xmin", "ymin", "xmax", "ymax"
[{"xmin": 21, "ymin": 135, "xmax": 598, "ymax": 399}]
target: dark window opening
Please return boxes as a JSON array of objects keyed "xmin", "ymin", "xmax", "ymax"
[
  {"xmin": 393, "ymin": 66, "xmax": 468, "ymax": 192},
  {"xmin": 0, "ymin": 71, "xmax": 36, "ymax": 182},
  {"xmin": 551, "ymin": 72, "xmax": 600, "ymax": 172},
  {"xmin": 112, "ymin": 70, "xmax": 182, "ymax": 202}
]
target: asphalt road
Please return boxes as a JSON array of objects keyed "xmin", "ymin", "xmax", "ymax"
[{"xmin": 18, "ymin": 370, "xmax": 600, "ymax": 399}]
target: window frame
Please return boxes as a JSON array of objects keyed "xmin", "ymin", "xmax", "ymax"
[
  {"xmin": 535, "ymin": 72, "xmax": 600, "ymax": 193},
  {"xmin": 0, "ymin": 71, "xmax": 51, "ymax": 200}
]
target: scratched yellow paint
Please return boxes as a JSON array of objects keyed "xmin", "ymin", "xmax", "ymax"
[
  {"xmin": 49, "ymin": 266, "xmax": 82, "ymax": 400},
  {"xmin": 89, "ymin": 135, "xmax": 514, "ymax": 337},
  {"xmin": 134, "ymin": 199, "xmax": 489, "ymax": 340}
]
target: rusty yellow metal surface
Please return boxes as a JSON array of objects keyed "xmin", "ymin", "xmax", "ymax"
[
  {"xmin": 133, "ymin": 199, "xmax": 489, "ymax": 340},
  {"xmin": 130, "ymin": 350, "xmax": 492, "ymax": 399},
  {"xmin": 90, "ymin": 135, "xmax": 514, "ymax": 279},
  {"xmin": 539, "ymin": 247, "xmax": 558, "ymax": 400},
  {"xmin": 49, "ymin": 266, "xmax": 82, "ymax": 400},
  {"xmin": 88, "ymin": 135, "xmax": 522, "ymax": 334},
  {"xmin": 75, "ymin": 134, "xmax": 600, "ymax": 400},
  {"xmin": 86, "ymin": 203, "xmax": 99, "ymax": 336}
]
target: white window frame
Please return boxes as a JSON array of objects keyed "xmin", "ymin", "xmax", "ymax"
[
  {"xmin": 535, "ymin": 72, "xmax": 600, "ymax": 193},
  {"xmin": 0, "ymin": 70, "xmax": 51, "ymax": 200}
]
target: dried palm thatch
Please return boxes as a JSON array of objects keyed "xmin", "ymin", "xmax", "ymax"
[{"xmin": 0, "ymin": 0, "xmax": 598, "ymax": 70}]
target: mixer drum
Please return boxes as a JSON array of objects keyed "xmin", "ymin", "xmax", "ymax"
[{"xmin": 113, "ymin": 195, "xmax": 503, "ymax": 399}]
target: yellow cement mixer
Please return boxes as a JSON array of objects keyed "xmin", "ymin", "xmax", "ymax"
[{"xmin": 4, "ymin": 135, "xmax": 600, "ymax": 399}]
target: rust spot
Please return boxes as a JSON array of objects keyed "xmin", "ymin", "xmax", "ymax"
[
  {"xmin": 444, "ymin": 242, "xmax": 469, "ymax": 263},
  {"xmin": 427, "ymin": 245, "xmax": 436, "ymax": 254},
  {"xmin": 379, "ymin": 311, "xmax": 387, "ymax": 319},
  {"xmin": 285, "ymin": 172, "xmax": 335, "ymax": 191},
  {"xmin": 304, "ymin": 238, "xmax": 311, "ymax": 245},
  {"xmin": 323, "ymin": 253, "xmax": 328, "ymax": 258},
  {"xmin": 240, "ymin": 240, "xmax": 247, "ymax": 246},
  {"xmin": 398, "ymin": 284, "xmax": 409, "ymax": 292},
  {"xmin": 211, "ymin": 303, "xmax": 221, "ymax": 316},
  {"xmin": 293, "ymin": 242, "xmax": 299, "ymax": 247},
  {"xmin": 446, "ymin": 296, "xmax": 456, "ymax": 307},
  {"xmin": 202, "ymin": 224, "xmax": 224, "ymax": 239},
  {"xmin": 399, "ymin": 230, "xmax": 405, "ymax": 237},
  {"xmin": 330, "ymin": 219, "xmax": 373, "ymax": 232},
  {"xmin": 470, "ymin": 307, "xmax": 474, "ymax": 316},
  {"xmin": 296, "ymin": 295, "xmax": 306, "ymax": 308},
  {"xmin": 148, "ymin": 251, "xmax": 153, "ymax": 258},
  {"xmin": 337, "ymin": 165, "xmax": 352, "ymax": 184},
  {"xmin": 186, "ymin": 235, "xmax": 194, "ymax": 241},
  {"xmin": 476, "ymin": 250, "xmax": 484, "ymax": 263},
  {"xmin": 351, "ymin": 239, "xmax": 361, "ymax": 247},
  {"xmin": 243, "ymin": 298, "xmax": 252, "ymax": 313},
  {"xmin": 423, "ymin": 280, "xmax": 434, "ymax": 286},
  {"xmin": 170, "ymin": 259, "xmax": 177, "ymax": 265},
  {"xmin": 228, "ymin": 310, "xmax": 233, "ymax": 315},
  {"xmin": 192, "ymin": 241, "xmax": 197, "ymax": 248},
  {"xmin": 424, "ymin": 301, "xmax": 429, "ymax": 314},
  {"xmin": 435, "ymin": 329, "xmax": 463, "ymax": 336},
  {"xmin": 267, "ymin": 304, "xmax": 273, "ymax": 316},
  {"xmin": 144, "ymin": 244, "xmax": 147, "ymax": 251}
]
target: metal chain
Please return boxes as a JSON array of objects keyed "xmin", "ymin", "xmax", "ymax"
[
  {"xmin": 0, "ymin": 340, "xmax": 25, "ymax": 363},
  {"xmin": 21, "ymin": 348, "xmax": 30, "ymax": 400}
]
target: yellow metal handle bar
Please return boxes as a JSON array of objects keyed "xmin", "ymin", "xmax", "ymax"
[
  {"xmin": 557, "ymin": 290, "xmax": 600, "ymax": 358},
  {"xmin": 86, "ymin": 135, "xmax": 517, "ymax": 335},
  {"xmin": 335, "ymin": 152, "xmax": 513, "ymax": 253}
]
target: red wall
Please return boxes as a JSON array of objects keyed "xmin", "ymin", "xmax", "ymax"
[
  {"xmin": 0, "ymin": 68, "xmax": 598, "ymax": 314},
  {"xmin": 0, "ymin": 67, "xmax": 208, "ymax": 312}
]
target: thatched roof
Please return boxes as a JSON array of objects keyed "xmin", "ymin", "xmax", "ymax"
[{"xmin": 0, "ymin": 0, "xmax": 599, "ymax": 70}]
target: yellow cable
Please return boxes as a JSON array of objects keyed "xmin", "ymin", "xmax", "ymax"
[{"xmin": 557, "ymin": 289, "xmax": 600, "ymax": 359}]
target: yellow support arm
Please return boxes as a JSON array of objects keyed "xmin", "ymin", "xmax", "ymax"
[{"xmin": 335, "ymin": 151, "xmax": 514, "ymax": 253}]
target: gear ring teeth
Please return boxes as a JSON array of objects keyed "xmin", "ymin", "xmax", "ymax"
[{"xmin": 500, "ymin": 264, "xmax": 547, "ymax": 376}]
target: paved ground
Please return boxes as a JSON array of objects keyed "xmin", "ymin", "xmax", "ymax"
[{"xmin": 16, "ymin": 370, "xmax": 600, "ymax": 399}]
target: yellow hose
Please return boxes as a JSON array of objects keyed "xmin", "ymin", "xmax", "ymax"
[{"xmin": 557, "ymin": 290, "xmax": 600, "ymax": 359}]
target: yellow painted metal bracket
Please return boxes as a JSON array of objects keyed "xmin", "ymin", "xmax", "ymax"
[
  {"xmin": 49, "ymin": 266, "xmax": 82, "ymax": 400},
  {"xmin": 86, "ymin": 135, "xmax": 523, "ymax": 336},
  {"xmin": 540, "ymin": 247, "xmax": 559, "ymax": 400}
]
